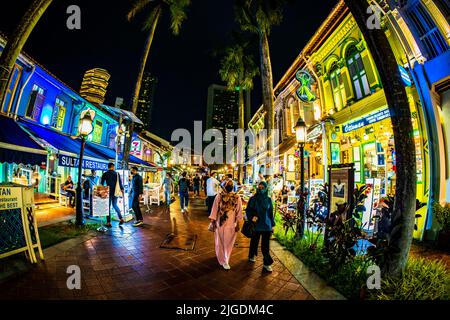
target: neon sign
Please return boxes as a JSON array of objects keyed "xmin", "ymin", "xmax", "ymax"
[
  {"xmin": 342, "ymin": 108, "xmax": 391, "ymax": 133},
  {"xmin": 295, "ymin": 70, "xmax": 317, "ymax": 103}
]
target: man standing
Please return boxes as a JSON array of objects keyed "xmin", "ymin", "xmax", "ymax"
[
  {"xmin": 130, "ymin": 166, "xmax": 144, "ymax": 227},
  {"xmin": 101, "ymin": 163, "xmax": 124, "ymax": 227},
  {"xmin": 202, "ymin": 173, "xmax": 209, "ymax": 197},
  {"xmin": 206, "ymin": 172, "xmax": 220, "ymax": 215},
  {"xmin": 178, "ymin": 172, "xmax": 190, "ymax": 213}
]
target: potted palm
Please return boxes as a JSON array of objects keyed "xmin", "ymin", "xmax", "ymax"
[{"xmin": 433, "ymin": 203, "xmax": 450, "ymax": 251}]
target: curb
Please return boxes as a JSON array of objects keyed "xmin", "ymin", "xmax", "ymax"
[{"xmin": 270, "ymin": 240, "xmax": 346, "ymax": 300}]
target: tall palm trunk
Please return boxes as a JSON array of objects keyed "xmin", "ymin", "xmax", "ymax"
[
  {"xmin": 345, "ymin": 0, "xmax": 416, "ymax": 277},
  {"xmin": 123, "ymin": 8, "xmax": 161, "ymax": 166},
  {"xmin": 258, "ymin": 31, "xmax": 275, "ymax": 178},
  {"xmin": 0, "ymin": 0, "xmax": 53, "ymax": 109}
]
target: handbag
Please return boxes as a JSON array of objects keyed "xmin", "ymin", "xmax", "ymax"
[
  {"xmin": 114, "ymin": 173, "xmax": 122, "ymax": 197},
  {"xmin": 241, "ymin": 220, "xmax": 255, "ymax": 238},
  {"xmin": 208, "ymin": 221, "xmax": 216, "ymax": 232}
]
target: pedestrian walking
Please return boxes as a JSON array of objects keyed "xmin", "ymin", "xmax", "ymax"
[
  {"xmin": 193, "ymin": 174, "xmax": 201, "ymax": 197},
  {"xmin": 130, "ymin": 166, "xmax": 144, "ymax": 227},
  {"xmin": 246, "ymin": 181, "xmax": 275, "ymax": 272},
  {"xmin": 209, "ymin": 180, "xmax": 243, "ymax": 270},
  {"xmin": 163, "ymin": 172, "xmax": 174, "ymax": 211},
  {"xmin": 101, "ymin": 163, "xmax": 125, "ymax": 227},
  {"xmin": 178, "ymin": 172, "xmax": 190, "ymax": 213},
  {"xmin": 206, "ymin": 172, "xmax": 220, "ymax": 214}
]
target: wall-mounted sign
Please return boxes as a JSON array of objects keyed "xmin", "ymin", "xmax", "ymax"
[
  {"xmin": 295, "ymin": 70, "xmax": 317, "ymax": 103},
  {"xmin": 58, "ymin": 155, "xmax": 109, "ymax": 171},
  {"xmin": 130, "ymin": 139, "xmax": 142, "ymax": 156},
  {"xmin": 342, "ymin": 108, "xmax": 390, "ymax": 133},
  {"xmin": 307, "ymin": 125, "xmax": 323, "ymax": 141},
  {"xmin": 398, "ymin": 65, "xmax": 412, "ymax": 87}
]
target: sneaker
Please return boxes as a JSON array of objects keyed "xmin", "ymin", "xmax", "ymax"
[
  {"xmin": 184, "ymin": 208, "xmax": 189, "ymax": 213},
  {"xmin": 248, "ymin": 256, "xmax": 256, "ymax": 263},
  {"xmin": 133, "ymin": 221, "xmax": 144, "ymax": 227},
  {"xmin": 105, "ymin": 222, "xmax": 112, "ymax": 228},
  {"xmin": 222, "ymin": 263, "xmax": 231, "ymax": 270},
  {"xmin": 263, "ymin": 265, "xmax": 273, "ymax": 272},
  {"xmin": 181, "ymin": 208, "xmax": 185, "ymax": 213},
  {"xmin": 119, "ymin": 219, "xmax": 124, "ymax": 225}
]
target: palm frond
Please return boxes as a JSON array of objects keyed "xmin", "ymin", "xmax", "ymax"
[
  {"xmin": 168, "ymin": 0, "xmax": 191, "ymax": 35},
  {"xmin": 142, "ymin": 5, "xmax": 162, "ymax": 31},
  {"xmin": 128, "ymin": 0, "xmax": 153, "ymax": 21}
]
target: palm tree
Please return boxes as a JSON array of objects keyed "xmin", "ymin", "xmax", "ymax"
[
  {"xmin": 0, "ymin": 0, "xmax": 53, "ymax": 109},
  {"xmin": 123, "ymin": 0, "xmax": 191, "ymax": 165},
  {"xmin": 219, "ymin": 31, "xmax": 259, "ymax": 181},
  {"xmin": 234, "ymin": 0, "xmax": 286, "ymax": 179},
  {"xmin": 344, "ymin": 0, "xmax": 417, "ymax": 277}
]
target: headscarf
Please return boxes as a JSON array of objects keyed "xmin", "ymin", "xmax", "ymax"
[
  {"xmin": 217, "ymin": 180, "xmax": 238, "ymax": 226},
  {"xmin": 254, "ymin": 181, "xmax": 271, "ymax": 213}
]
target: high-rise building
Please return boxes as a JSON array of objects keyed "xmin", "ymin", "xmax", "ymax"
[
  {"xmin": 206, "ymin": 84, "xmax": 239, "ymax": 154},
  {"xmin": 80, "ymin": 68, "xmax": 110, "ymax": 104},
  {"xmin": 135, "ymin": 71, "xmax": 158, "ymax": 132}
]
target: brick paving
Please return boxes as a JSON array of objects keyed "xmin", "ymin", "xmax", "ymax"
[{"xmin": 0, "ymin": 194, "xmax": 314, "ymax": 300}]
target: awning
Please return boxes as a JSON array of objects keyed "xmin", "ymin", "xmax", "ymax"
[
  {"xmin": 86, "ymin": 142, "xmax": 157, "ymax": 169},
  {"xmin": 0, "ymin": 115, "xmax": 47, "ymax": 165},
  {"xmin": 18, "ymin": 119, "xmax": 108, "ymax": 161},
  {"xmin": 100, "ymin": 105, "xmax": 143, "ymax": 125},
  {"xmin": 19, "ymin": 118, "xmax": 157, "ymax": 170}
]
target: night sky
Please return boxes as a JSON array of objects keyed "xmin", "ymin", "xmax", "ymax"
[{"xmin": 1, "ymin": 0, "xmax": 337, "ymax": 141}]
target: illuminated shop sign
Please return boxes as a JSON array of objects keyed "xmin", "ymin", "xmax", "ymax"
[
  {"xmin": 295, "ymin": 70, "xmax": 317, "ymax": 103},
  {"xmin": 58, "ymin": 155, "xmax": 109, "ymax": 171},
  {"xmin": 398, "ymin": 65, "xmax": 412, "ymax": 87},
  {"xmin": 130, "ymin": 139, "xmax": 142, "ymax": 156},
  {"xmin": 342, "ymin": 108, "xmax": 390, "ymax": 133}
]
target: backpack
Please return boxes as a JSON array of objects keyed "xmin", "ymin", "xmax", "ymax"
[{"xmin": 179, "ymin": 178, "xmax": 189, "ymax": 193}]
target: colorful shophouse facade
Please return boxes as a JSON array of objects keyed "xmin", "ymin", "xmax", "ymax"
[
  {"xmin": 0, "ymin": 34, "xmax": 154, "ymax": 200},
  {"xmin": 247, "ymin": 0, "xmax": 450, "ymax": 240}
]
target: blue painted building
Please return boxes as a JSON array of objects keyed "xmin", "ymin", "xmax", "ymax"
[{"xmin": 0, "ymin": 34, "xmax": 152, "ymax": 199}]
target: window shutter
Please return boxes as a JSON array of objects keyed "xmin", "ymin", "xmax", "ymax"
[
  {"xmin": 341, "ymin": 67, "xmax": 353, "ymax": 102},
  {"xmin": 361, "ymin": 53, "xmax": 377, "ymax": 87},
  {"xmin": 32, "ymin": 92, "xmax": 45, "ymax": 121}
]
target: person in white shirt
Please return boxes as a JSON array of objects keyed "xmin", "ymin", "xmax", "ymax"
[{"xmin": 206, "ymin": 172, "xmax": 220, "ymax": 214}]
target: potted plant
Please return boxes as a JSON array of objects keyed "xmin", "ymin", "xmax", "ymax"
[{"xmin": 433, "ymin": 203, "xmax": 450, "ymax": 251}]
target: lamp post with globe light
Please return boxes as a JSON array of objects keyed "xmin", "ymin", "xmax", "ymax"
[
  {"xmin": 75, "ymin": 109, "xmax": 95, "ymax": 227},
  {"xmin": 294, "ymin": 117, "xmax": 307, "ymax": 238}
]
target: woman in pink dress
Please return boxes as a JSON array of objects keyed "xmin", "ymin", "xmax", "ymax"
[{"xmin": 209, "ymin": 180, "xmax": 243, "ymax": 270}]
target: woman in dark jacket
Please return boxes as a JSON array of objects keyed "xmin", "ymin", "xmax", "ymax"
[{"xmin": 246, "ymin": 181, "xmax": 275, "ymax": 272}]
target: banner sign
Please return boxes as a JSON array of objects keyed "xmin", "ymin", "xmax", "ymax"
[
  {"xmin": 362, "ymin": 178, "xmax": 381, "ymax": 232},
  {"xmin": 342, "ymin": 108, "xmax": 391, "ymax": 133},
  {"xmin": 130, "ymin": 139, "xmax": 142, "ymax": 156},
  {"xmin": 92, "ymin": 186, "xmax": 110, "ymax": 217},
  {"xmin": 59, "ymin": 155, "xmax": 109, "ymax": 171},
  {"xmin": 0, "ymin": 187, "xmax": 23, "ymax": 211}
]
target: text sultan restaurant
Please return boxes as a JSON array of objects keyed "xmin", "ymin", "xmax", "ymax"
[{"xmin": 0, "ymin": 114, "xmax": 154, "ymax": 201}]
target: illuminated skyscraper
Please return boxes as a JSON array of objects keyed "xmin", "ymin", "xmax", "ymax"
[
  {"xmin": 135, "ymin": 71, "xmax": 158, "ymax": 132},
  {"xmin": 80, "ymin": 68, "xmax": 110, "ymax": 104},
  {"xmin": 206, "ymin": 84, "xmax": 239, "ymax": 153}
]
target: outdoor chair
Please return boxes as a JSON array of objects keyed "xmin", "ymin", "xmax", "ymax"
[
  {"xmin": 59, "ymin": 183, "xmax": 69, "ymax": 207},
  {"xmin": 149, "ymin": 185, "xmax": 161, "ymax": 206}
]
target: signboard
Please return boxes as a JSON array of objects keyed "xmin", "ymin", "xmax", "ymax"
[
  {"xmin": 328, "ymin": 164, "xmax": 355, "ymax": 216},
  {"xmin": 307, "ymin": 125, "xmax": 322, "ymax": 141},
  {"xmin": 92, "ymin": 186, "xmax": 110, "ymax": 217},
  {"xmin": 398, "ymin": 65, "xmax": 412, "ymax": 87},
  {"xmin": 362, "ymin": 178, "xmax": 381, "ymax": 232},
  {"xmin": 295, "ymin": 70, "xmax": 317, "ymax": 103},
  {"xmin": 59, "ymin": 155, "xmax": 109, "ymax": 171},
  {"xmin": 130, "ymin": 139, "xmax": 142, "ymax": 156},
  {"xmin": 342, "ymin": 108, "xmax": 391, "ymax": 133},
  {"xmin": 0, "ymin": 187, "xmax": 23, "ymax": 211}
]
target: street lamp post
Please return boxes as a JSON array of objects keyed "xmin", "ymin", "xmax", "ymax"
[
  {"xmin": 295, "ymin": 117, "xmax": 307, "ymax": 238},
  {"xmin": 75, "ymin": 109, "xmax": 94, "ymax": 227}
]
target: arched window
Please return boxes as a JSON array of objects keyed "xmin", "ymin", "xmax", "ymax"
[
  {"xmin": 346, "ymin": 45, "xmax": 371, "ymax": 99},
  {"xmin": 329, "ymin": 62, "xmax": 346, "ymax": 111}
]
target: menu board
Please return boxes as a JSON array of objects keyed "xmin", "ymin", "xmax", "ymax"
[{"xmin": 92, "ymin": 186, "xmax": 110, "ymax": 217}]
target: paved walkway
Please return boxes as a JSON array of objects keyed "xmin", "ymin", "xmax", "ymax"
[{"xmin": 0, "ymin": 195, "xmax": 314, "ymax": 300}]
